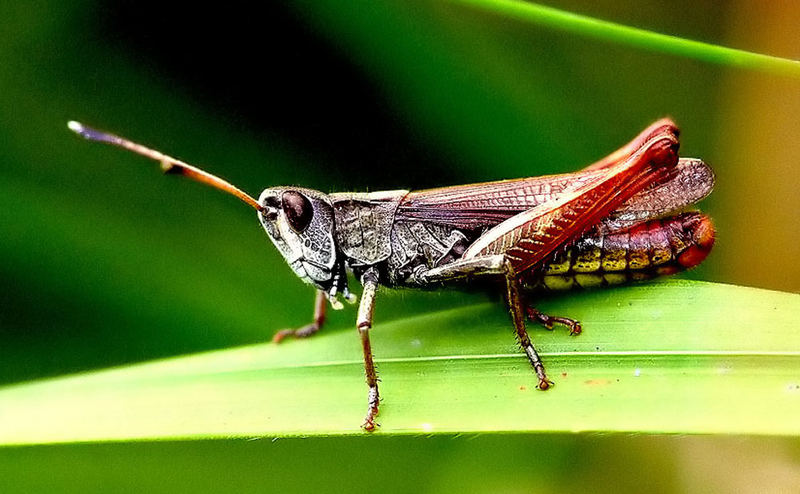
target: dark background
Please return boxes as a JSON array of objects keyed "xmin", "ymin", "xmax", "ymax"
[{"xmin": 99, "ymin": 0, "xmax": 451, "ymax": 190}]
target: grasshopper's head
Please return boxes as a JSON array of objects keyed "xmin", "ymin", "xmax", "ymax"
[
  {"xmin": 68, "ymin": 121, "xmax": 352, "ymax": 308},
  {"xmin": 257, "ymin": 187, "xmax": 340, "ymax": 291}
]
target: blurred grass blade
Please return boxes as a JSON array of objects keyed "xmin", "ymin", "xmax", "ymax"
[
  {"xmin": 450, "ymin": 0, "xmax": 800, "ymax": 78},
  {"xmin": 0, "ymin": 280, "xmax": 799, "ymax": 445}
]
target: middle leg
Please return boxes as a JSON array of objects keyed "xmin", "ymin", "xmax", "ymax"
[{"xmin": 357, "ymin": 268, "xmax": 381, "ymax": 431}]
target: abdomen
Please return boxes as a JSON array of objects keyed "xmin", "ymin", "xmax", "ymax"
[{"xmin": 521, "ymin": 212, "xmax": 715, "ymax": 291}]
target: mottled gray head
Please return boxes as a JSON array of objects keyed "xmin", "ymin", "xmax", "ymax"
[
  {"xmin": 65, "ymin": 121, "xmax": 351, "ymax": 305},
  {"xmin": 258, "ymin": 187, "xmax": 338, "ymax": 290}
]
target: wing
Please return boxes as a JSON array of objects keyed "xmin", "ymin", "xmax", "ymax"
[
  {"xmin": 398, "ymin": 118, "xmax": 711, "ymax": 233},
  {"xmin": 394, "ymin": 122, "xmax": 685, "ymax": 230},
  {"xmin": 396, "ymin": 167, "xmax": 610, "ymax": 230},
  {"xmin": 597, "ymin": 157, "xmax": 714, "ymax": 234}
]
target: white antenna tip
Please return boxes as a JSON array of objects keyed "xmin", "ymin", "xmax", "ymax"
[{"xmin": 67, "ymin": 120, "xmax": 84, "ymax": 133}]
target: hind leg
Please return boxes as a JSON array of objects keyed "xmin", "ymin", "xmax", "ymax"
[{"xmin": 525, "ymin": 306, "xmax": 582, "ymax": 335}]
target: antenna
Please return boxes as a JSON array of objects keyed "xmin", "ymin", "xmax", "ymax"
[{"xmin": 68, "ymin": 121, "xmax": 263, "ymax": 212}]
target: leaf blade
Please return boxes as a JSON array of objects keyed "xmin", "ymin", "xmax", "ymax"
[
  {"xmin": 450, "ymin": 0, "xmax": 800, "ymax": 78},
  {"xmin": 0, "ymin": 280, "xmax": 798, "ymax": 444}
]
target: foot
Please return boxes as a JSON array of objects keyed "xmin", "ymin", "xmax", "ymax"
[
  {"xmin": 272, "ymin": 323, "xmax": 320, "ymax": 343},
  {"xmin": 361, "ymin": 387, "xmax": 380, "ymax": 431},
  {"xmin": 537, "ymin": 377, "xmax": 554, "ymax": 390},
  {"xmin": 526, "ymin": 307, "xmax": 582, "ymax": 335}
]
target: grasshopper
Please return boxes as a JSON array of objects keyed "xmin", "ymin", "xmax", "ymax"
[{"xmin": 68, "ymin": 118, "xmax": 714, "ymax": 430}]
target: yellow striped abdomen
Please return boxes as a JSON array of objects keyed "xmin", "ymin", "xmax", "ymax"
[{"xmin": 521, "ymin": 212, "xmax": 714, "ymax": 291}]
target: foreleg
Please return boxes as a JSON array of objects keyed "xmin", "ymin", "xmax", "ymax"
[{"xmin": 272, "ymin": 290, "xmax": 327, "ymax": 343}]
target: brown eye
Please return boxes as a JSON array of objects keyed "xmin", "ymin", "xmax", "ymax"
[{"xmin": 282, "ymin": 191, "xmax": 313, "ymax": 233}]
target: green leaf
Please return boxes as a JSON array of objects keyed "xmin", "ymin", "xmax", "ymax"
[
  {"xmin": 449, "ymin": 0, "xmax": 800, "ymax": 79},
  {"xmin": 1, "ymin": 280, "xmax": 798, "ymax": 445}
]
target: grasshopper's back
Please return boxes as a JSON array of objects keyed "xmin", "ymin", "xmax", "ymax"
[{"xmin": 378, "ymin": 156, "xmax": 713, "ymax": 289}]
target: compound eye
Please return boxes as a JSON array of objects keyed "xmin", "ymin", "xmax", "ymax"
[{"xmin": 281, "ymin": 191, "xmax": 313, "ymax": 233}]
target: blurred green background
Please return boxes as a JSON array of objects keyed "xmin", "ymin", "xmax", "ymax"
[{"xmin": 1, "ymin": 0, "xmax": 798, "ymax": 491}]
